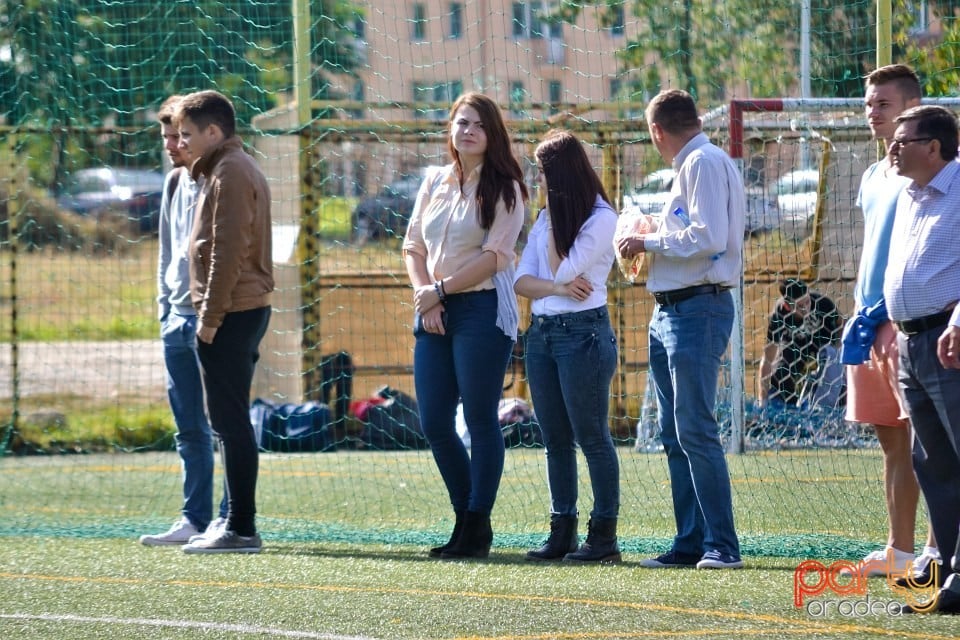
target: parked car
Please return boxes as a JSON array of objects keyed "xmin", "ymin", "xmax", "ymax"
[
  {"xmin": 352, "ymin": 168, "xmax": 440, "ymax": 243},
  {"xmin": 621, "ymin": 168, "xmax": 675, "ymax": 215},
  {"xmin": 622, "ymin": 168, "xmax": 777, "ymax": 236},
  {"xmin": 773, "ymin": 168, "xmax": 820, "ymax": 222},
  {"xmin": 57, "ymin": 167, "xmax": 165, "ymax": 233}
]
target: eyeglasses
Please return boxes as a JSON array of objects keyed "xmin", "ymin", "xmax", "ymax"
[{"xmin": 890, "ymin": 136, "xmax": 932, "ymax": 148}]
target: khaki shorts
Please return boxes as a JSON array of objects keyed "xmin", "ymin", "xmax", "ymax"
[{"xmin": 845, "ymin": 320, "xmax": 909, "ymax": 428}]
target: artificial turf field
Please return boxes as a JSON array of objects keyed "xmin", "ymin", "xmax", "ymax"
[{"xmin": 1, "ymin": 449, "xmax": 958, "ymax": 639}]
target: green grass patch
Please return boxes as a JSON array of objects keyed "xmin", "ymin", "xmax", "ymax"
[
  {"xmin": 1, "ymin": 537, "xmax": 956, "ymax": 639},
  {"xmin": 1, "ymin": 396, "xmax": 173, "ymax": 454},
  {"xmin": 0, "ymin": 449, "xmax": 944, "ymax": 638}
]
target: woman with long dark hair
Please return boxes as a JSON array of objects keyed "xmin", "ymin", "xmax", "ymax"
[
  {"xmin": 514, "ymin": 129, "xmax": 621, "ymax": 563},
  {"xmin": 403, "ymin": 92, "xmax": 527, "ymax": 559}
]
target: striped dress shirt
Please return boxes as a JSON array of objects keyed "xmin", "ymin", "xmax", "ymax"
[{"xmin": 884, "ymin": 160, "xmax": 960, "ymax": 323}]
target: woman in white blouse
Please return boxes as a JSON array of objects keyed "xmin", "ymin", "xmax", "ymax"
[
  {"xmin": 514, "ymin": 129, "xmax": 621, "ymax": 563},
  {"xmin": 403, "ymin": 93, "xmax": 527, "ymax": 559}
]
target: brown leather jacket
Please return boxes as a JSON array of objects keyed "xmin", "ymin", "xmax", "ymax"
[{"xmin": 189, "ymin": 136, "xmax": 274, "ymax": 328}]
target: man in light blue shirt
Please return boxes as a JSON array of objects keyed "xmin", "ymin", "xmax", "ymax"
[
  {"xmin": 139, "ymin": 95, "xmax": 226, "ymax": 546},
  {"xmin": 841, "ymin": 64, "xmax": 937, "ymax": 579}
]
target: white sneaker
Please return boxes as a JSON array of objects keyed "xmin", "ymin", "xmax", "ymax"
[
  {"xmin": 911, "ymin": 546, "xmax": 942, "ymax": 577},
  {"xmin": 139, "ymin": 518, "xmax": 200, "ymax": 546},
  {"xmin": 188, "ymin": 516, "xmax": 227, "ymax": 544},
  {"xmin": 844, "ymin": 546, "xmax": 915, "ymax": 578},
  {"xmin": 183, "ymin": 529, "xmax": 262, "ymax": 554}
]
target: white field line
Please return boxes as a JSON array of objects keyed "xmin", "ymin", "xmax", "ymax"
[{"xmin": 0, "ymin": 613, "xmax": 377, "ymax": 640}]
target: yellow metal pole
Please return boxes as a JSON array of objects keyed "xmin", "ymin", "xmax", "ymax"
[
  {"xmin": 3, "ymin": 133, "xmax": 20, "ymax": 447},
  {"xmin": 293, "ymin": 0, "xmax": 322, "ymax": 403},
  {"xmin": 876, "ymin": 0, "xmax": 893, "ymax": 161},
  {"xmin": 802, "ymin": 138, "xmax": 832, "ymax": 282},
  {"xmin": 877, "ymin": 0, "xmax": 892, "ymax": 68}
]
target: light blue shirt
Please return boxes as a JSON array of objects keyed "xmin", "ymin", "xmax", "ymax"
[
  {"xmin": 884, "ymin": 160, "xmax": 960, "ymax": 322},
  {"xmin": 643, "ymin": 132, "xmax": 744, "ymax": 292},
  {"xmin": 854, "ymin": 160, "xmax": 909, "ymax": 309},
  {"xmin": 515, "ymin": 196, "xmax": 617, "ymax": 316},
  {"xmin": 157, "ymin": 168, "xmax": 201, "ymax": 319}
]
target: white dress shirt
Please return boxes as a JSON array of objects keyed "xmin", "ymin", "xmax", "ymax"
[
  {"xmin": 515, "ymin": 196, "xmax": 617, "ymax": 316},
  {"xmin": 642, "ymin": 133, "xmax": 744, "ymax": 292}
]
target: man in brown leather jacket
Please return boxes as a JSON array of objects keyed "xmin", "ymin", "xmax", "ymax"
[{"xmin": 175, "ymin": 90, "xmax": 274, "ymax": 554}]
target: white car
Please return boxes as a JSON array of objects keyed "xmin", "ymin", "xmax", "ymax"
[
  {"xmin": 773, "ymin": 169, "xmax": 820, "ymax": 223},
  {"xmin": 621, "ymin": 168, "xmax": 676, "ymax": 215},
  {"xmin": 622, "ymin": 168, "xmax": 778, "ymax": 236}
]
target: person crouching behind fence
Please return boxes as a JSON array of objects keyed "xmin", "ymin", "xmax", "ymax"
[
  {"xmin": 514, "ymin": 130, "xmax": 621, "ymax": 563},
  {"xmin": 402, "ymin": 92, "xmax": 527, "ymax": 559}
]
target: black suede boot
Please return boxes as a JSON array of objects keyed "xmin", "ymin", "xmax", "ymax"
[
  {"xmin": 441, "ymin": 510, "xmax": 492, "ymax": 559},
  {"xmin": 429, "ymin": 510, "xmax": 464, "ymax": 558},
  {"xmin": 563, "ymin": 517, "xmax": 621, "ymax": 564},
  {"xmin": 526, "ymin": 515, "xmax": 578, "ymax": 561}
]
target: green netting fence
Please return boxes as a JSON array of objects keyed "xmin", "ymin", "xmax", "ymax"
[{"xmin": 1, "ymin": 0, "xmax": 957, "ymax": 559}]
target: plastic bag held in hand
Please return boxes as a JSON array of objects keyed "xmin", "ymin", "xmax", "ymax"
[{"xmin": 614, "ymin": 211, "xmax": 658, "ymax": 282}]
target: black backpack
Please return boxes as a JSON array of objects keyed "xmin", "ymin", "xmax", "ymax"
[{"xmin": 361, "ymin": 386, "xmax": 428, "ymax": 450}]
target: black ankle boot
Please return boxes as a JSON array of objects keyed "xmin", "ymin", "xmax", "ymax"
[
  {"xmin": 526, "ymin": 514, "xmax": 578, "ymax": 561},
  {"xmin": 563, "ymin": 517, "xmax": 621, "ymax": 564},
  {"xmin": 429, "ymin": 510, "xmax": 464, "ymax": 558},
  {"xmin": 441, "ymin": 510, "xmax": 492, "ymax": 559}
]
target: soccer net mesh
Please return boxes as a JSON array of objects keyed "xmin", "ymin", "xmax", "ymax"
[{"xmin": 0, "ymin": 0, "xmax": 948, "ymax": 559}]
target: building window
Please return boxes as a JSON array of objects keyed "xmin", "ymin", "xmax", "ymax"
[
  {"xmin": 609, "ymin": 78, "xmax": 622, "ymax": 101},
  {"xmin": 449, "ymin": 3, "xmax": 463, "ymax": 39},
  {"xmin": 509, "ymin": 81, "xmax": 527, "ymax": 118},
  {"xmin": 512, "ymin": 2, "xmax": 545, "ymax": 39},
  {"xmin": 353, "ymin": 13, "xmax": 365, "ymax": 40},
  {"xmin": 548, "ymin": 80, "xmax": 562, "ymax": 115},
  {"xmin": 412, "ymin": 3, "xmax": 427, "ymax": 41},
  {"xmin": 608, "ymin": 2, "xmax": 625, "ymax": 36},
  {"xmin": 413, "ymin": 82, "xmax": 432, "ymax": 120},
  {"xmin": 350, "ymin": 80, "xmax": 364, "ymax": 120},
  {"xmin": 414, "ymin": 81, "xmax": 463, "ymax": 121},
  {"xmin": 436, "ymin": 80, "xmax": 464, "ymax": 114}
]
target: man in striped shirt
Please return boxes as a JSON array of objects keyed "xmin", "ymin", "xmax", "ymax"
[{"xmin": 883, "ymin": 104, "xmax": 960, "ymax": 614}]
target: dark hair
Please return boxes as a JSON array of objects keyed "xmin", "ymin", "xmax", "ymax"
[
  {"xmin": 535, "ymin": 129, "xmax": 611, "ymax": 257},
  {"xmin": 895, "ymin": 104, "xmax": 959, "ymax": 161},
  {"xmin": 446, "ymin": 92, "xmax": 528, "ymax": 229},
  {"xmin": 779, "ymin": 278, "xmax": 808, "ymax": 302},
  {"xmin": 177, "ymin": 90, "xmax": 237, "ymax": 139},
  {"xmin": 645, "ymin": 89, "xmax": 700, "ymax": 135},
  {"xmin": 157, "ymin": 95, "xmax": 184, "ymax": 126},
  {"xmin": 865, "ymin": 64, "xmax": 922, "ymax": 102}
]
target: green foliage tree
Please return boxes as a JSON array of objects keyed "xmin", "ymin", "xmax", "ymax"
[
  {"xmin": 897, "ymin": 0, "xmax": 960, "ymax": 96},
  {"xmin": 0, "ymin": 0, "xmax": 362, "ymax": 187},
  {"xmin": 558, "ymin": 0, "xmax": 877, "ymax": 104}
]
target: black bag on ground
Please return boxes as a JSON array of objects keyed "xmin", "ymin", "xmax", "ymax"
[
  {"xmin": 250, "ymin": 398, "xmax": 335, "ymax": 453},
  {"xmin": 361, "ymin": 386, "xmax": 428, "ymax": 450}
]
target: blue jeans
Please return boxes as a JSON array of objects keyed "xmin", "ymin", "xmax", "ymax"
[
  {"xmin": 161, "ymin": 312, "xmax": 226, "ymax": 529},
  {"xmin": 649, "ymin": 289, "xmax": 740, "ymax": 558},
  {"xmin": 197, "ymin": 306, "xmax": 271, "ymax": 536},
  {"xmin": 414, "ymin": 290, "xmax": 512, "ymax": 515},
  {"xmin": 897, "ymin": 329, "xmax": 960, "ymax": 573},
  {"xmin": 525, "ymin": 307, "xmax": 620, "ymax": 520}
]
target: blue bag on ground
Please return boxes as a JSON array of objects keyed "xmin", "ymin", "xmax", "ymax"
[{"xmin": 250, "ymin": 398, "xmax": 334, "ymax": 452}]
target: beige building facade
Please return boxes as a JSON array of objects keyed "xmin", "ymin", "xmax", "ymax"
[{"xmin": 350, "ymin": 1, "xmax": 638, "ymax": 122}]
